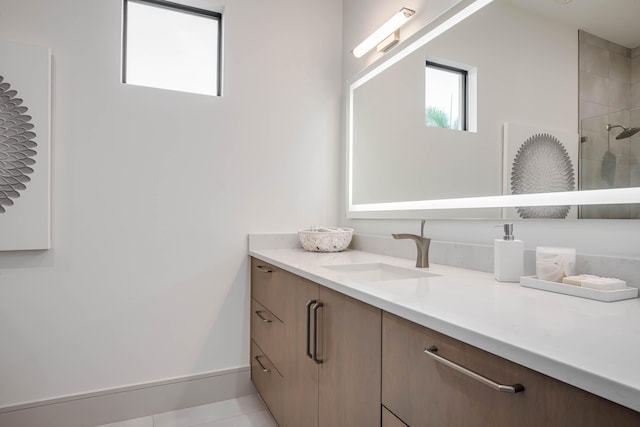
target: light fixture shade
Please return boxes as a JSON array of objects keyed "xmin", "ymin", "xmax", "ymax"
[{"xmin": 352, "ymin": 8, "xmax": 415, "ymax": 58}]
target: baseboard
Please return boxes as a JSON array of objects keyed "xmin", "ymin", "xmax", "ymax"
[{"xmin": 0, "ymin": 366, "xmax": 254, "ymax": 427}]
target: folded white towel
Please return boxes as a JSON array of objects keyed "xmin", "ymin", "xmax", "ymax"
[{"xmin": 536, "ymin": 247, "xmax": 576, "ymax": 282}]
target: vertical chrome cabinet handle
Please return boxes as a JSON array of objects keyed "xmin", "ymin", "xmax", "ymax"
[
  {"xmin": 305, "ymin": 300, "xmax": 317, "ymax": 359},
  {"xmin": 255, "ymin": 310, "xmax": 272, "ymax": 323},
  {"xmin": 255, "ymin": 356, "xmax": 271, "ymax": 373},
  {"xmin": 424, "ymin": 346, "xmax": 524, "ymax": 394},
  {"xmin": 255, "ymin": 265, "xmax": 273, "ymax": 273},
  {"xmin": 312, "ymin": 302, "xmax": 323, "ymax": 364}
]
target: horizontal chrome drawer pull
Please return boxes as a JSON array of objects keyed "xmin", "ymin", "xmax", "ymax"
[
  {"xmin": 255, "ymin": 310, "xmax": 272, "ymax": 323},
  {"xmin": 256, "ymin": 265, "xmax": 273, "ymax": 273},
  {"xmin": 424, "ymin": 346, "xmax": 524, "ymax": 394},
  {"xmin": 255, "ymin": 355, "xmax": 272, "ymax": 373}
]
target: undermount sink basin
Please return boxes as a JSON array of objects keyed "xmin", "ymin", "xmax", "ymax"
[{"xmin": 323, "ymin": 263, "xmax": 440, "ymax": 282}]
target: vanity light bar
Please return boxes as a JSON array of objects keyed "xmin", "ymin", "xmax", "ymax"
[
  {"xmin": 349, "ymin": 188, "xmax": 640, "ymax": 213},
  {"xmin": 352, "ymin": 8, "xmax": 415, "ymax": 58},
  {"xmin": 349, "ymin": 0, "xmax": 493, "ymax": 91}
]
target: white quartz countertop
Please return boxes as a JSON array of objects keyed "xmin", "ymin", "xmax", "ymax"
[{"xmin": 249, "ymin": 247, "xmax": 640, "ymax": 413}]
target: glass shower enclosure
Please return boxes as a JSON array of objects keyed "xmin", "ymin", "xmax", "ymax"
[{"xmin": 580, "ymin": 108, "xmax": 640, "ymax": 219}]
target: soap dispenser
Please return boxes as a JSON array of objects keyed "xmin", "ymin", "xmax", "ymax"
[{"xmin": 494, "ymin": 223, "xmax": 524, "ymax": 282}]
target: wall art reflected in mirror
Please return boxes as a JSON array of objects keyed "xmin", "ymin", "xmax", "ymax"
[{"xmin": 348, "ymin": 0, "xmax": 640, "ymax": 219}]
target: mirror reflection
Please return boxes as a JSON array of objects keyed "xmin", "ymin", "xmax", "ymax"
[{"xmin": 350, "ymin": 0, "xmax": 640, "ymax": 219}]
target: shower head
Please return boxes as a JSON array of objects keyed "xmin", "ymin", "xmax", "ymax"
[
  {"xmin": 606, "ymin": 124, "xmax": 640, "ymax": 140},
  {"xmin": 616, "ymin": 127, "xmax": 640, "ymax": 139}
]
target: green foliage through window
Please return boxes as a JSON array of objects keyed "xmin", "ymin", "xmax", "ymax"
[
  {"xmin": 425, "ymin": 106, "xmax": 460, "ymax": 129},
  {"xmin": 425, "ymin": 61, "xmax": 467, "ymax": 131}
]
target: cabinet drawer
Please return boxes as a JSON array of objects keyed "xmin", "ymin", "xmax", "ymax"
[
  {"xmin": 251, "ymin": 258, "xmax": 288, "ymax": 320},
  {"xmin": 250, "ymin": 339, "xmax": 285, "ymax": 424},
  {"xmin": 250, "ymin": 298, "xmax": 285, "ymax": 373},
  {"xmin": 382, "ymin": 312, "xmax": 640, "ymax": 427},
  {"xmin": 383, "ymin": 312, "xmax": 525, "ymax": 427}
]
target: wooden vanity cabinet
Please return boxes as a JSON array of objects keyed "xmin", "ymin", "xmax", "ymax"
[
  {"xmin": 382, "ymin": 311, "xmax": 640, "ymax": 427},
  {"xmin": 253, "ymin": 257, "xmax": 640, "ymax": 426},
  {"xmin": 250, "ymin": 258, "xmax": 381, "ymax": 427}
]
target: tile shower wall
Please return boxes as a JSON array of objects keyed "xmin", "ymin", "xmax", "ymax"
[
  {"xmin": 633, "ymin": 47, "xmax": 640, "ymax": 109},
  {"xmin": 579, "ymin": 31, "xmax": 640, "ymax": 219},
  {"xmin": 579, "ymin": 31, "xmax": 632, "ymax": 120}
]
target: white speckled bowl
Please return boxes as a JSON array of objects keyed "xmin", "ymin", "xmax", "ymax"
[{"xmin": 298, "ymin": 227, "xmax": 354, "ymax": 252}]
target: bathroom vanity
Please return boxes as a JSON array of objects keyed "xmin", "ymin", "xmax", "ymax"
[
  {"xmin": 249, "ymin": 239, "xmax": 640, "ymax": 426},
  {"xmin": 251, "ymin": 257, "xmax": 381, "ymax": 426}
]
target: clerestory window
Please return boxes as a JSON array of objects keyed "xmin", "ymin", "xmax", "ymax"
[{"xmin": 123, "ymin": 0, "xmax": 222, "ymax": 96}]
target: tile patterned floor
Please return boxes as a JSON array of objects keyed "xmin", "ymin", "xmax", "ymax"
[{"xmin": 96, "ymin": 394, "xmax": 277, "ymax": 427}]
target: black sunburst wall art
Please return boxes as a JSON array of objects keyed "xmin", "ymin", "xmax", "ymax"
[{"xmin": 0, "ymin": 40, "xmax": 51, "ymax": 250}]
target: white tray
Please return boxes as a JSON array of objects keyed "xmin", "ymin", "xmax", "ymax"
[{"xmin": 520, "ymin": 276, "xmax": 639, "ymax": 302}]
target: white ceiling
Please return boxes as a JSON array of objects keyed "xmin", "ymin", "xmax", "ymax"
[{"xmin": 510, "ymin": 0, "xmax": 640, "ymax": 49}]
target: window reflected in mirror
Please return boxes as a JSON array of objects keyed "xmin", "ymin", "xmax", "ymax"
[{"xmin": 425, "ymin": 61, "xmax": 467, "ymax": 131}]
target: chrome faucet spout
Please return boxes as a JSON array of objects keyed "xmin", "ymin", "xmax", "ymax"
[{"xmin": 392, "ymin": 233, "xmax": 431, "ymax": 268}]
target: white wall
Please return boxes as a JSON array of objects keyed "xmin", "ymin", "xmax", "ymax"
[
  {"xmin": 0, "ymin": 0, "xmax": 342, "ymax": 406},
  {"xmin": 342, "ymin": 0, "xmax": 640, "ymax": 259}
]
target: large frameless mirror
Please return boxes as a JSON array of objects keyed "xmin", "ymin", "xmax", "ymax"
[{"xmin": 347, "ymin": 0, "xmax": 640, "ymax": 219}]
